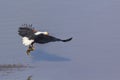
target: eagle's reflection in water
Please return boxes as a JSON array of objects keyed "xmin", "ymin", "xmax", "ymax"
[{"xmin": 27, "ymin": 75, "xmax": 32, "ymax": 80}]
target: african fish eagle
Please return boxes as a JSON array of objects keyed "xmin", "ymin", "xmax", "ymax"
[{"xmin": 18, "ymin": 24, "xmax": 72, "ymax": 55}]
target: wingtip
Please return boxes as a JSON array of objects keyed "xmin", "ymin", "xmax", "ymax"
[
  {"xmin": 69, "ymin": 37, "xmax": 73, "ymax": 41},
  {"xmin": 62, "ymin": 37, "xmax": 73, "ymax": 42}
]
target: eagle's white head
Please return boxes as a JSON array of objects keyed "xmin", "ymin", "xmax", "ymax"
[{"xmin": 35, "ymin": 31, "xmax": 49, "ymax": 35}]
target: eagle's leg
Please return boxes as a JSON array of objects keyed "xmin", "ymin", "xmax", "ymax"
[
  {"xmin": 26, "ymin": 46, "xmax": 31, "ymax": 56},
  {"xmin": 31, "ymin": 42, "xmax": 35, "ymax": 51},
  {"xmin": 26, "ymin": 44, "xmax": 35, "ymax": 56}
]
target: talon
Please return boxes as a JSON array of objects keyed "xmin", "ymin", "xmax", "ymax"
[
  {"xmin": 26, "ymin": 46, "xmax": 35, "ymax": 56},
  {"xmin": 26, "ymin": 49, "xmax": 31, "ymax": 56},
  {"xmin": 29, "ymin": 46, "xmax": 35, "ymax": 51}
]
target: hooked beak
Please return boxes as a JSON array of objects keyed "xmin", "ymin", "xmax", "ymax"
[{"xmin": 44, "ymin": 32, "xmax": 49, "ymax": 35}]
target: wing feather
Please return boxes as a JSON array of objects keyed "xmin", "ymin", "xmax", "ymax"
[
  {"xmin": 34, "ymin": 34, "xmax": 72, "ymax": 44},
  {"xmin": 18, "ymin": 24, "xmax": 36, "ymax": 39}
]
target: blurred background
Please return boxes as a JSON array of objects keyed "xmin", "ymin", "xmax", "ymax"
[{"xmin": 0, "ymin": 0, "xmax": 120, "ymax": 80}]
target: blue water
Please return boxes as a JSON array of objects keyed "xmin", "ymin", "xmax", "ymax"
[{"xmin": 0, "ymin": 0, "xmax": 120, "ymax": 80}]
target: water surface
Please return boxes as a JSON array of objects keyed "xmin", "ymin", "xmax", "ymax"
[{"xmin": 0, "ymin": 0, "xmax": 120, "ymax": 80}]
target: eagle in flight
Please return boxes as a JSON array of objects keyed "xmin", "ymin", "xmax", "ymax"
[{"xmin": 18, "ymin": 24, "xmax": 72, "ymax": 55}]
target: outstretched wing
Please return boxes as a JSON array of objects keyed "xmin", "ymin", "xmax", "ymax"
[
  {"xmin": 34, "ymin": 34, "xmax": 72, "ymax": 44},
  {"xmin": 18, "ymin": 24, "xmax": 36, "ymax": 39}
]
